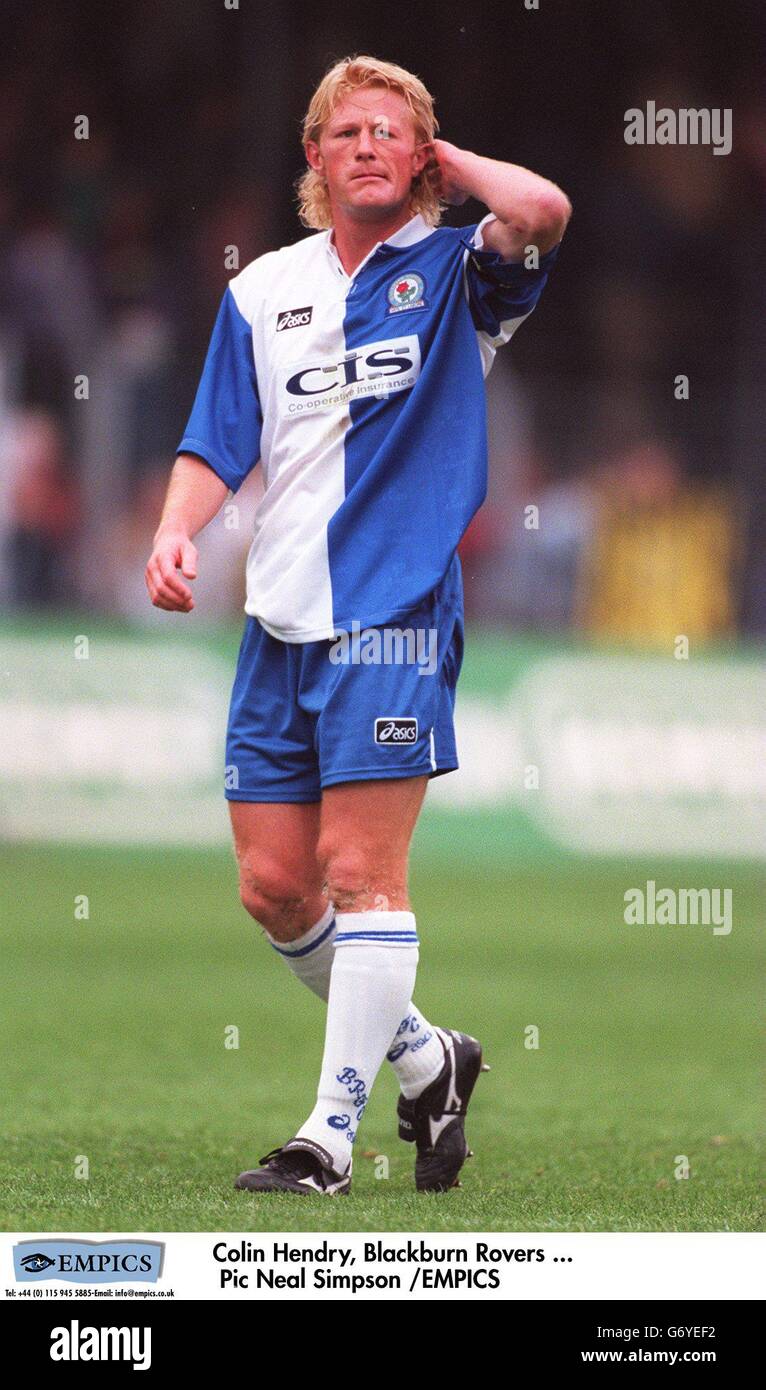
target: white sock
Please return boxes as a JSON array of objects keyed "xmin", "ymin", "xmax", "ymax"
[
  {"xmin": 265, "ymin": 907, "xmax": 444, "ymax": 1096},
  {"xmin": 265, "ymin": 903, "xmax": 336, "ymax": 1000},
  {"xmin": 296, "ymin": 911, "xmax": 420, "ymax": 1174},
  {"xmin": 385, "ymin": 1008, "xmax": 446, "ymax": 1099}
]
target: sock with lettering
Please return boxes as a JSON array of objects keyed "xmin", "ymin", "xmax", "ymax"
[
  {"xmin": 294, "ymin": 911, "xmax": 420, "ymax": 1174},
  {"xmin": 265, "ymin": 907, "xmax": 444, "ymax": 1097},
  {"xmin": 384, "ymin": 1007, "xmax": 445, "ymax": 1099}
]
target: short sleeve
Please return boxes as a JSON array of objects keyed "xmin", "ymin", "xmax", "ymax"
[
  {"xmin": 461, "ymin": 213, "xmax": 560, "ymax": 344},
  {"xmin": 176, "ymin": 285, "xmax": 263, "ymax": 493}
]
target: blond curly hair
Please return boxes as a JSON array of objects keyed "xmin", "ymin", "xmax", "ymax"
[{"xmin": 296, "ymin": 55, "xmax": 444, "ymax": 231}]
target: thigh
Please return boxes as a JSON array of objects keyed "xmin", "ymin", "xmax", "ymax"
[
  {"xmin": 230, "ymin": 800, "xmax": 328, "ymax": 938},
  {"xmin": 229, "ymin": 799, "xmax": 323, "ymax": 892},
  {"xmin": 318, "ymin": 776, "xmax": 428, "ymax": 910},
  {"xmin": 320, "ymin": 776, "xmax": 428, "ymax": 855}
]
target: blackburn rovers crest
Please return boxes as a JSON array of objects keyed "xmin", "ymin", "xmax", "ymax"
[{"xmin": 387, "ymin": 272, "xmax": 426, "ymax": 314}]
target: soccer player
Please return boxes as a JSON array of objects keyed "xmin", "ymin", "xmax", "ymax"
[{"xmin": 145, "ymin": 55, "xmax": 570, "ymax": 1196}]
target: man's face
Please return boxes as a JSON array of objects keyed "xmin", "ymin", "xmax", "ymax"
[{"xmin": 306, "ymin": 85, "xmax": 430, "ymax": 223}]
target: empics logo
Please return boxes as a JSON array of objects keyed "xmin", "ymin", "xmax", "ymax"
[
  {"xmin": 50, "ymin": 1321, "xmax": 151, "ymax": 1372},
  {"xmin": 280, "ymin": 334, "xmax": 421, "ymax": 414},
  {"xmin": 375, "ymin": 717, "xmax": 418, "ymax": 745},
  {"xmin": 277, "ymin": 305, "xmax": 313, "ymax": 331},
  {"xmin": 13, "ymin": 1238, "xmax": 163, "ymax": 1284}
]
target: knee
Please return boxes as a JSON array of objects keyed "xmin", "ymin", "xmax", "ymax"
[
  {"xmin": 237, "ymin": 855, "xmax": 315, "ymax": 936},
  {"xmin": 317, "ymin": 837, "xmax": 406, "ymax": 914}
]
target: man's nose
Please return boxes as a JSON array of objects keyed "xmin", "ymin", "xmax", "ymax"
[{"xmin": 355, "ymin": 126, "xmax": 377, "ymax": 156}]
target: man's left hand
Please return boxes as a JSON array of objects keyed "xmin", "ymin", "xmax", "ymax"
[{"xmin": 424, "ymin": 139, "xmax": 472, "ymax": 205}]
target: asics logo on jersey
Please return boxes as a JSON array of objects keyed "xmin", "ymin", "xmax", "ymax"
[
  {"xmin": 276, "ymin": 305, "xmax": 313, "ymax": 331},
  {"xmin": 280, "ymin": 334, "xmax": 421, "ymax": 414},
  {"xmin": 375, "ymin": 717, "xmax": 418, "ymax": 745}
]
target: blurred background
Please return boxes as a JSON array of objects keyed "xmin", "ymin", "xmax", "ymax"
[
  {"xmin": 0, "ymin": 0, "xmax": 764, "ymax": 853},
  {"xmin": 0, "ymin": 0, "xmax": 763, "ymax": 638},
  {"xmin": 0, "ymin": 0, "xmax": 763, "ymax": 1234}
]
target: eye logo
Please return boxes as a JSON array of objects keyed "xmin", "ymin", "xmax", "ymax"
[
  {"xmin": 387, "ymin": 272, "xmax": 425, "ymax": 313},
  {"xmin": 20, "ymin": 1253, "xmax": 56, "ymax": 1272}
]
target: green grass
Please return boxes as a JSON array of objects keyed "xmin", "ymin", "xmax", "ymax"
[{"xmin": 1, "ymin": 844, "xmax": 762, "ymax": 1232}]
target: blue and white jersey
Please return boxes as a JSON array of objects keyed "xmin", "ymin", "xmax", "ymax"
[{"xmin": 177, "ymin": 212, "xmax": 558, "ymax": 641}]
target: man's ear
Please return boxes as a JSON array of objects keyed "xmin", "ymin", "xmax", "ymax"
[
  {"xmin": 305, "ymin": 140, "xmax": 323, "ymax": 174},
  {"xmin": 412, "ymin": 142, "xmax": 432, "ymax": 176}
]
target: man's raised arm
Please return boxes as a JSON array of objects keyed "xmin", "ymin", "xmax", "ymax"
[
  {"xmin": 145, "ymin": 454, "xmax": 229, "ymax": 612},
  {"xmin": 428, "ymin": 139, "xmax": 572, "ymax": 259}
]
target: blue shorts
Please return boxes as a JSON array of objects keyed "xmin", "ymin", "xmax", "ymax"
[{"xmin": 225, "ymin": 587, "xmax": 464, "ymax": 803}]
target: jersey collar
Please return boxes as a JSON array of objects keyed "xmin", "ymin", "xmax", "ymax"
[
  {"xmin": 325, "ymin": 212, "xmax": 435, "ymax": 281},
  {"xmin": 382, "ymin": 213, "xmax": 434, "ymax": 248}
]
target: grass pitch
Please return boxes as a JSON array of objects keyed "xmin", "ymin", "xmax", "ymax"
[{"xmin": 1, "ymin": 843, "xmax": 761, "ymax": 1233}]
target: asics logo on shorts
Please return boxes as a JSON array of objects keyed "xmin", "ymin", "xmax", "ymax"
[{"xmin": 375, "ymin": 717, "xmax": 418, "ymax": 745}]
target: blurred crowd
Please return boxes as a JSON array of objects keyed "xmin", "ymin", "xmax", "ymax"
[{"xmin": 0, "ymin": 0, "xmax": 763, "ymax": 642}]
